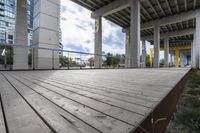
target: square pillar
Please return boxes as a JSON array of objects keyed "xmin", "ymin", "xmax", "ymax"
[
  {"xmin": 170, "ymin": 53, "xmax": 173, "ymax": 67},
  {"xmin": 33, "ymin": 0, "xmax": 60, "ymax": 69},
  {"xmin": 13, "ymin": 0, "xmax": 28, "ymax": 70},
  {"xmin": 175, "ymin": 49, "xmax": 180, "ymax": 68},
  {"xmin": 130, "ymin": 0, "xmax": 140, "ymax": 68},
  {"xmin": 192, "ymin": 38, "xmax": 196, "ymax": 68},
  {"xmin": 191, "ymin": 40, "xmax": 194, "ymax": 67},
  {"xmin": 141, "ymin": 40, "xmax": 146, "ymax": 68},
  {"xmin": 153, "ymin": 22, "xmax": 160, "ymax": 68},
  {"xmin": 180, "ymin": 51, "xmax": 185, "ymax": 67},
  {"xmin": 94, "ymin": 17, "xmax": 102, "ymax": 68},
  {"xmin": 150, "ymin": 48, "xmax": 153, "ymax": 67},
  {"xmin": 164, "ymin": 36, "xmax": 169, "ymax": 67},
  {"xmin": 124, "ymin": 28, "xmax": 130, "ymax": 68},
  {"xmin": 196, "ymin": 16, "xmax": 200, "ymax": 69}
]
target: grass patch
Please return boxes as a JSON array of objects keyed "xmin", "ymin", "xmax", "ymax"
[
  {"xmin": 187, "ymin": 70, "xmax": 200, "ymax": 88},
  {"xmin": 166, "ymin": 70, "xmax": 200, "ymax": 133}
]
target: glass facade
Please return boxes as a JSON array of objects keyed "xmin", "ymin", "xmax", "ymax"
[
  {"xmin": 0, "ymin": 0, "xmax": 33, "ymax": 45},
  {"xmin": 27, "ymin": 0, "xmax": 33, "ymax": 45},
  {"xmin": 0, "ymin": 0, "xmax": 62, "ymax": 52},
  {"xmin": 0, "ymin": 0, "xmax": 15, "ymax": 44}
]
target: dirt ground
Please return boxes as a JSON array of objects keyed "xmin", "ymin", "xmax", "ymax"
[{"xmin": 166, "ymin": 70, "xmax": 200, "ymax": 133}]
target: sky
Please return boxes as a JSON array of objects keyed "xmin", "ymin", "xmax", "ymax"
[{"xmin": 60, "ymin": 0, "xmax": 161, "ymax": 58}]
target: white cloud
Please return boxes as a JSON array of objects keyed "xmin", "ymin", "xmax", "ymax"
[
  {"xmin": 61, "ymin": 0, "xmax": 94, "ymax": 53},
  {"xmin": 60, "ymin": 0, "xmax": 125, "ymax": 55}
]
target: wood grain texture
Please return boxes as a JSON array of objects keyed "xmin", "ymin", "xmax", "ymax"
[{"xmin": 0, "ymin": 68, "xmax": 190, "ymax": 133}]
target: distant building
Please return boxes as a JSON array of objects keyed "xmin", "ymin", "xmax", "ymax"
[
  {"xmin": 0, "ymin": 0, "xmax": 15, "ymax": 44},
  {"xmin": 0, "ymin": 0, "xmax": 62, "ymax": 51},
  {"xmin": 0, "ymin": 0, "xmax": 33, "ymax": 45}
]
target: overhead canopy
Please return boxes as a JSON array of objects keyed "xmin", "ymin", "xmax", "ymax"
[{"xmin": 71, "ymin": 0, "xmax": 200, "ymax": 45}]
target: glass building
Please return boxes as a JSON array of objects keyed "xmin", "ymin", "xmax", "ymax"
[
  {"xmin": 0, "ymin": 0, "xmax": 33, "ymax": 45},
  {"xmin": 0, "ymin": 0, "xmax": 15, "ymax": 44},
  {"xmin": 0, "ymin": 0, "xmax": 62, "ymax": 53},
  {"xmin": 27, "ymin": 0, "xmax": 33, "ymax": 45}
]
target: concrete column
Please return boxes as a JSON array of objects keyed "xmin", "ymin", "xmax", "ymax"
[
  {"xmin": 150, "ymin": 48, "xmax": 153, "ymax": 67},
  {"xmin": 196, "ymin": 16, "xmax": 200, "ymax": 69},
  {"xmin": 180, "ymin": 51, "xmax": 185, "ymax": 67},
  {"xmin": 130, "ymin": 0, "xmax": 140, "ymax": 68},
  {"xmin": 94, "ymin": 17, "xmax": 102, "ymax": 68},
  {"xmin": 175, "ymin": 49, "xmax": 179, "ymax": 68},
  {"xmin": 164, "ymin": 36, "xmax": 169, "ymax": 67},
  {"xmin": 191, "ymin": 41, "xmax": 194, "ymax": 66},
  {"xmin": 33, "ymin": 0, "xmax": 60, "ymax": 69},
  {"xmin": 124, "ymin": 29, "xmax": 130, "ymax": 68},
  {"xmin": 153, "ymin": 22, "xmax": 160, "ymax": 68},
  {"xmin": 170, "ymin": 53, "xmax": 173, "ymax": 66},
  {"xmin": 192, "ymin": 38, "xmax": 196, "ymax": 68},
  {"xmin": 183, "ymin": 53, "xmax": 187, "ymax": 66},
  {"xmin": 13, "ymin": 0, "xmax": 28, "ymax": 70},
  {"xmin": 141, "ymin": 40, "xmax": 146, "ymax": 68}
]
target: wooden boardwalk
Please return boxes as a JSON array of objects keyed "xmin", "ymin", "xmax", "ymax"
[{"xmin": 0, "ymin": 68, "xmax": 190, "ymax": 133}]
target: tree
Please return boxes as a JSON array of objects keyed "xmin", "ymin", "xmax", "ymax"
[
  {"xmin": 146, "ymin": 54, "xmax": 150, "ymax": 67},
  {"xmin": 59, "ymin": 56, "xmax": 68, "ymax": 66},
  {"xmin": 88, "ymin": 57, "xmax": 94, "ymax": 68},
  {"xmin": 112, "ymin": 54, "xmax": 120, "ymax": 68},
  {"xmin": 104, "ymin": 53, "xmax": 113, "ymax": 67}
]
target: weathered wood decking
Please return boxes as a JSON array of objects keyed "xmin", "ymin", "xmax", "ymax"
[{"xmin": 0, "ymin": 68, "xmax": 190, "ymax": 133}]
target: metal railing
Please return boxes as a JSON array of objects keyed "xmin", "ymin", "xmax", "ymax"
[{"xmin": 0, "ymin": 44, "xmax": 126, "ymax": 70}]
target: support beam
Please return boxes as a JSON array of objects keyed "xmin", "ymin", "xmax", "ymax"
[
  {"xmin": 175, "ymin": 49, "xmax": 180, "ymax": 67},
  {"xmin": 91, "ymin": 0, "xmax": 200, "ymax": 30},
  {"xmin": 184, "ymin": 0, "xmax": 187, "ymax": 11},
  {"xmin": 196, "ymin": 16, "xmax": 200, "ymax": 68},
  {"xmin": 94, "ymin": 17, "xmax": 102, "ymax": 68},
  {"xmin": 156, "ymin": 0, "xmax": 166, "ymax": 16},
  {"xmin": 13, "ymin": 0, "xmax": 28, "ymax": 70},
  {"xmin": 165, "ymin": 0, "xmax": 172, "ymax": 15},
  {"xmin": 150, "ymin": 48, "xmax": 153, "ymax": 67},
  {"xmin": 192, "ymin": 16, "xmax": 200, "ymax": 69},
  {"xmin": 164, "ymin": 36, "xmax": 169, "ymax": 67},
  {"xmin": 91, "ymin": 0, "xmax": 131, "ymax": 18},
  {"xmin": 192, "ymin": 34, "xmax": 196, "ymax": 68},
  {"xmin": 153, "ymin": 22, "xmax": 160, "ymax": 68},
  {"xmin": 170, "ymin": 53, "xmax": 173, "ymax": 66},
  {"xmin": 141, "ymin": 40, "xmax": 146, "ymax": 68},
  {"xmin": 180, "ymin": 51, "xmax": 186, "ymax": 67},
  {"xmin": 33, "ymin": 0, "xmax": 60, "ymax": 69},
  {"xmin": 142, "ymin": 9, "xmax": 200, "ymax": 30},
  {"xmin": 124, "ymin": 28, "xmax": 130, "ymax": 68},
  {"xmin": 180, "ymin": 51, "xmax": 183, "ymax": 67},
  {"xmin": 160, "ymin": 45, "xmax": 191, "ymax": 51},
  {"xmin": 130, "ymin": 0, "xmax": 140, "ymax": 68},
  {"xmin": 142, "ymin": 28, "xmax": 194, "ymax": 41}
]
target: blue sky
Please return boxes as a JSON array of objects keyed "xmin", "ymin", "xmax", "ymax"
[{"xmin": 60, "ymin": 0, "xmax": 159, "ymax": 57}]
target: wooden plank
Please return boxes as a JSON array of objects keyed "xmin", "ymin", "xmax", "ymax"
[
  {"xmin": 17, "ymin": 72, "xmax": 154, "ymax": 108},
  {"xmin": 0, "ymin": 74, "xmax": 52, "ymax": 133},
  {"xmin": 0, "ymin": 94, "xmax": 6, "ymax": 133},
  {"xmin": 53, "ymin": 69, "xmax": 187, "ymax": 87},
  {"xmin": 28, "ymin": 76, "xmax": 154, "ymax": 107},
  {"xmin": 32, "ymin": 75, "xmax": 162, "ymax": 101},
  {"xmin": 1, "ymin": 68, "xmax": 190, "ymax": 133},
  {"xmin": 21, "ymin": 71, "xmax": 172, "ymax": 99},
  {"xmin": 24, "ymin": 76, "xmax": 150, "ymax": 115},
  {"xmin": 12, "ymin": 74, "xmax": 145, "ymax": 122},
  {"xmin": 4, "ymin": 73, "xmax": 134, "ymax": 133},
  {"xmin": 1, "ymin": 73, "xmax": 103, "ymax": 133},
  {"xmin": 12, "ymin": 73, "xmax": 150, "ymax": 115},
  {"xmin": 13, "ymin": 72, "xmax": 154, "ymax": 108}
]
